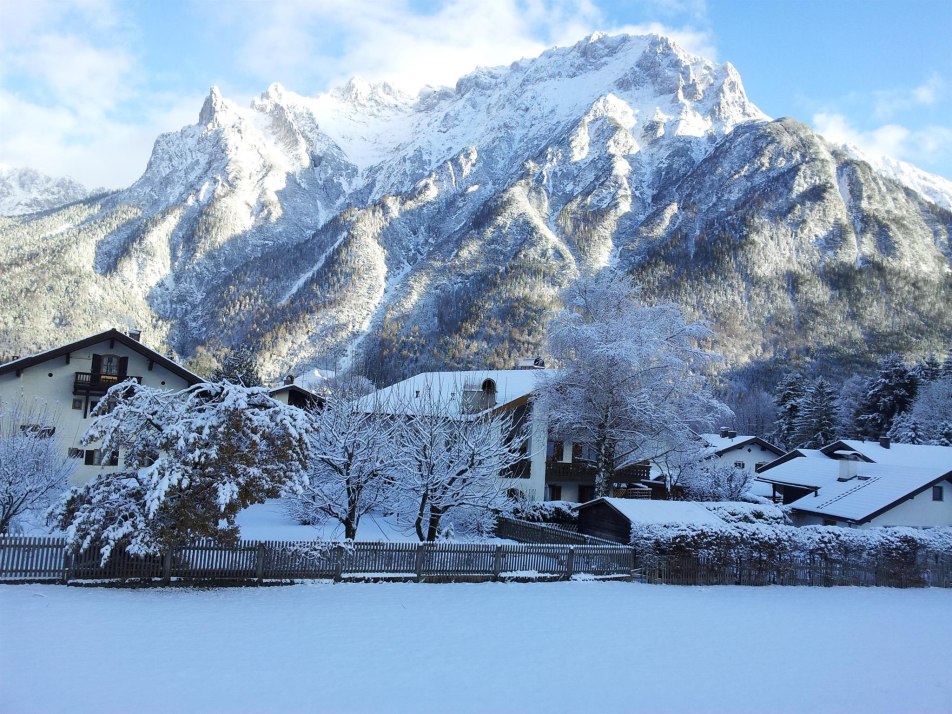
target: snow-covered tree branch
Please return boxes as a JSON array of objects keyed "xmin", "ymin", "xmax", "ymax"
[
  {"xmin": 388, "ymin": 390, "xmax": 526, "ymax": 541},
  {"xmin": 53, "ymin": 382, "xmax": 310, "ymax": 561},
  {"xmin": 286, "ymin": 394, "xmax": 397, "ymax": 540},
  {"xmin": 0, "ymin": 399, "xmax": 73, "ymax": 533},
  {"xmin": 537, "ymin": 272, "xmax": 730, "ymax": 497}
]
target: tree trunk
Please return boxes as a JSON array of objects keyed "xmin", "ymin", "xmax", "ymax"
[
  {"xmin": 594, "ymin": 438, "xmax": 615, "ymax": 498},
  {"xmin": 426, "ymin": 506, "xmax": 444, "ymax": 541},
  {"xmin": 414, "ymin": 491, "xmax": 429, "ymax": 542}
]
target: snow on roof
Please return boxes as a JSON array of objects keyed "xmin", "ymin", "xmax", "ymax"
[
  {"xmin": 833, "ymin": 440, "xmax": 952, "ymax": 470},
  {"xmin": 756, "ymin": 459, "xmax": 850, "ymax": 490},
  {"xmin": 700, "ymin": 433, "xmax": 759, "ymax": 452},
  {"xmin": 788, "ymin": 463, "xmax": 952, "ymax": 522},
  {"xmin": 591, "ymin": 498, "xmax": 726, "ymax": 526},
  {"xmin": 356, "ymin": 369, "xmax": 549, "ymax": 417}
]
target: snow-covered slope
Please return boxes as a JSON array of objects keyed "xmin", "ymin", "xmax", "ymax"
[
  {"xmin": 0, "ymin": 166, "xmax": 91, "ymax": 216},
  {"xmin": 1, "ymin": 32, "xmax": 950, "ymax": 383}
]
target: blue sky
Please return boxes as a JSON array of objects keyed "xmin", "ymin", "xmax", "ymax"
[{"xmin": 1, "ymin": 0, "xmax": 949, "ymax": 188}]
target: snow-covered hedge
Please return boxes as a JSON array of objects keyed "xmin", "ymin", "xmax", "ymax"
[
  {"xmin": 509, "ymin": 501, "xmax": 578, "ymax": 525},
  {"xmin": 632, "ymin": 521, "xmax": 952, "ymax": 569},
  {"xmin": 700, "ymin": 502, "xmax": 788, "ymax": 526}
]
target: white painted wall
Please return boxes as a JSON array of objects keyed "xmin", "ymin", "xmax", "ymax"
[
  {"xmin": 865, "ymin": 481, "xmax": 952, "ymax": 528},
  {"xmin": 0, "ymin": 339, "xmax": 193, "ymax": 485},
  {"xmin": 499, "ymin": 403, "xmax": 546, "ymax": 501},
  {"xmin": 791, "ymin": 480, "xmax": 952, "ymax": 528},
  {"xmin": 713, "ymin": 444, "xmax": 777, "ymax": 476}
]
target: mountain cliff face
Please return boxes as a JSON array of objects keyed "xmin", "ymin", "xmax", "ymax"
[
  {"xmin": 0, "ymin": 167, "xmax": 91, "ymax": 216},
  {"xmin": 1, "ymin": 32, "xmax": 950, "ymax": 383}
]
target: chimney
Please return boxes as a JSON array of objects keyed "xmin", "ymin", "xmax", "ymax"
[
  {"xmin": 284, "ymin": 374, "xmax": 295, "ymax": 385},
  {"xmin": 838, "ymin": 459, "xmax": 858, "ymax": 481},
  {"xmin": 728, "ymin": 430, "xmax": 737, "ymax": 439},
  {"xmin": 719, "ymin": 427, "xmax": 729, "ymax": 438},
  {"xmin": 879, "ymin": 436, "xmax": 891, "ymax": 449},
  {"xmin": 127, "ymin": 329, "xmax": 142, "ymax": 342}
]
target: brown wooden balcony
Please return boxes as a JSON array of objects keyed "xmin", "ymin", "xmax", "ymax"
[
  {"xmin": 73, "ymin": 372, "xmax": 142, "ymax": 395},
  {"xmin": 545, "ymin": 459, "xmax": 597, "ymax": 484}
]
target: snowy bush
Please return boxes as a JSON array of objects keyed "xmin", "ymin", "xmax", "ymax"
[
  {"xmin": 680, "ymin": 462, "xmax": 753, "ymax": 502},
  {"xmin": 700, "ymin": 502, "xmax": 788, "ymax": 525},
  {"xmin": 53, "ymin": 382, "xmax": 310, "ymax": 562},
  {"xmin": 631, "ymin": 521, "xmax": 952, "ymax": 574},
  {"xmin": 509, "ymin": 501, "xmax": 578, "ymax": 525}
]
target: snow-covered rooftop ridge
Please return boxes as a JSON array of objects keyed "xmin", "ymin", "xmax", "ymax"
[
  {"xmin": 836, "ymin": 440, "xmax": 952, "ymax": 470},
  {"xmin": 760, "ymin": 457, "xmax": 949, "ymax": 490},
  {"xmin": 787, "ymin": 464, "xmax": 950, "ymax": 521},
  {"xmin": 699, "ymin": 433, "xmax": 776, "ymax": 452},
  {"xmin": 357, "ymin": 369, "xmax": 550, "ymax": 417},
  {"xmin": 595, "ymin": 497, "xmax": 726, "ymax": 526}
]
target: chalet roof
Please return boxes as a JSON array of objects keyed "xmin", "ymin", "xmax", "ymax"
[
  {"xmin": 0, "ymin": 329, "xmax": 203, "ymax": 385},
  {"xmin": 756, "ymin": 448, "xmax": 828, "ymax": 473},
  {"xmin": 788, "ymin": 465, "xmax": 952, "ymax": 524},
  {"xmin": 699, "ymin": 434, "xmax": 783, "ymax": 457},
  {"xmin": 579, "ymin": 498, "xmax": 726, "ymax": 527},
  {"xmin": 268, "ymin": 383, "xmax": 322, "ymax": 400},
  {"xmin": 821, "ymin": 440, "xmax": 952, "ymax": 470},
  {"xmin": 357, "ymin": 369, "xmax": 550, "ymax": 417},
  {"xmin": 756, "ymin": 459, "xmax": 851, "ymax": 490}
]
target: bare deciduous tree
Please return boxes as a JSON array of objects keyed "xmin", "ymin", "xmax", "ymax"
[
  {"xmin": 0, "ymin": 399, "xmax": 73, "ymax": 533},
  {"xmin": 538, "ymin": 272, "xmax": 729, "ymax": 497}
]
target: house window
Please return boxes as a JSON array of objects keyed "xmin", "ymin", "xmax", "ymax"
[
  {"xmin": 72, "ymin": 398, "xmax": 83, "ymax": 410},
  {"xmin": 100, "ymin": 354, "xmax": 121, "ymax": 376},
  {"xmin": 87, "ymin": 400, "xmax": 99, "ymax": 417},
  {"xmin": 734, "ymin": 461, "xmax": 745, "ymax": 469},
  {"xmin": 84, "ymin": 449, "xmax": 118, "ymax": 466},
  {"xmin": 67, "ymin": 448, "xmax": 84, "ymax": 459},
  {"xmin": 822, "ymin": 519, "xmax": 837, "ymax": 527},
  {"xmin": 20, "ymin": 424, "xmax": 55, "ymax": 438},
  {"xmin": 933, "ymin": 486, "xmax": 944, "ymax": 502},
  {"xmin": 547, "ymin": 485, "xmax": 562, "ymax": 501}
]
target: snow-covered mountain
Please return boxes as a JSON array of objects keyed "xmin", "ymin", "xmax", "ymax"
[
  {"xmin": 1, "ymin": 32, "xmax": 950, "ymax": 384},
  {"xmin": 0, "ymin": 166, "xmax": 91, "ymax": 216}
]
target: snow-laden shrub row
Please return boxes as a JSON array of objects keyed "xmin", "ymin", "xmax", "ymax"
[
  {"xmin": 632, "ymin": 521, "xmax": 952, "ymax": 570},
  {"xmin": 700, "ymin": 502, "xmax": 788, "ymax": 525},
  {"xmin": 508, "ymin": 501, "xmax": 578, "ymax": 525}
]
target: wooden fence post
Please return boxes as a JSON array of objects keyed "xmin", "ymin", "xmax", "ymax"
[
  {"xmin": 565, "ymin": 546, "xmax": 575, "ymax": 580},
  {"xmin": 493, "ymin": 545, "xmax": 504, "ymax": 581},
  {"xmin": 62, "ymin": 548, "xmax": 74, "ymax": 584},
  {"xmin": 161, "ymin": 547, "xmax": 173, "ymax": 585},
  {"xmin": 255, "ymin": 543, "xmax": 266, "ymax": 584},
  {"xmin": 414, "ymin": 543, "xmax": 426, "ymax": 581},
  {"xmin": 333, "ymin": 545, "xmax": 345, "ymax": 582}
]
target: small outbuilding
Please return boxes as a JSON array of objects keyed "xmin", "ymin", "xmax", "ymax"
[{"xmin": 577, "ymin": 498, "xmax": 726, "ymax": 543}]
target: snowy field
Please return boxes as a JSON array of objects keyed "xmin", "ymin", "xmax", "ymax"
[{"xmin": 2, "ymin": 583, "xmax": 950, "ymax": 714}]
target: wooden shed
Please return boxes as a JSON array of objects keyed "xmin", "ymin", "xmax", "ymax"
[{"xmin": 577, "ymin": 498, "xmax": 726, "ymax": 544}]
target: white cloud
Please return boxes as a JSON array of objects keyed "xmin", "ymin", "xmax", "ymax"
[
  {"xmin": 812, "ymin": 112, "xmax": 952, "ymax": 172},
  {"xmin": 210, "ymin": 0, "xmax": 715, "ymax": 94},
  {"xmin": 873, "ymin": 74, "xmax": 944, "ymax": 120},
  {"xmin": 0, "ymin": 0, "xmax": 719, "ymax": 187}
]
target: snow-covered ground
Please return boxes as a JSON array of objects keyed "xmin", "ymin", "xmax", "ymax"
[
  {"xmin": 234, "ymin": 499, "xmax": 414, "ymax": 541},
  {"xmin": 2, "ymin": 582, "xmax": 949, "ymax": 714}
]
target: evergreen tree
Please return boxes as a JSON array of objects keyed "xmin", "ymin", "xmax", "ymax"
[
  {"xmin": 914, "ymin": 354, "xmax": 942, "ymax": 383},
  {"xmin": 210, "ymin": 346, "xmax": 262, "ymax": 387},
  {"xmin": 941, "ymin": 350, "xmax": 952, "ymax": 379},
  {"xmin": 854, "ymin": 354, "xmax": 918, "ymax": 439},
  {"xmin": 793, "ymin": 377, "xmax": 839, "ymax": 449},
  {"xmin": 771, "ymin": 372, "xmax": 806, "ymax": 449},
  {"xmin": 887, "ymin": 412, "xmax": 927, "ymax": 445}
]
